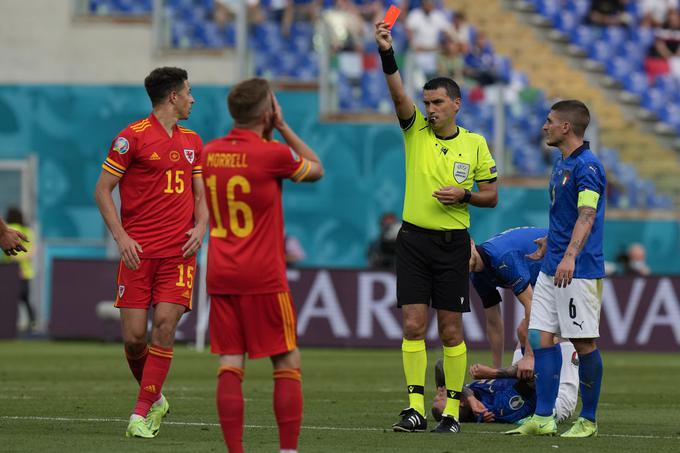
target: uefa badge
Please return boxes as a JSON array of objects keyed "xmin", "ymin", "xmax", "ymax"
[
  {"xmin": 183, "ymin": 149, "xmax": 195, "ymax": 164},
  {"xmin": 113, "ymin": 137, "xmax": 130, "ymax": 154},
  {"xmin": 453, "ymin": 162, "xmax": 470, "ymax": 184},
  {"xmin": 118, "ymin": 285, "xmax": 125, "ymax": 299}
]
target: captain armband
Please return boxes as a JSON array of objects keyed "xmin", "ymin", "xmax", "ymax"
[{"xmin": 577, "ymin": 189, "xmax": 600, "ymax": 209}]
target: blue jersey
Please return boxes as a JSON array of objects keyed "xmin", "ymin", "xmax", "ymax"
[
  {"xmin": 542, "ymin": 142, "xmax": 606, "ymax": 278},
  {"xmin": 468, "ymin": 378, "xmax": 536, "ymax": 423},
  {"xmin": 471, "ymin": 226, "xmax": 547, "ymax": 307}
]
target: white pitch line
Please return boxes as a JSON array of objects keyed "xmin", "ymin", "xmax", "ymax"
[{"xmin": 1, "ymin": 416, "xmax": 679, "ymax": 440}]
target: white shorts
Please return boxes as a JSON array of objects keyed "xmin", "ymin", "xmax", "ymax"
[{"xmin": 529, "ymin": 272, "xmax": 603, "ymax": 339}]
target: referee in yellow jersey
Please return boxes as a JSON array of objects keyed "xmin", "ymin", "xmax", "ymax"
[{"xmin": 375, "ymin": 21, "xmax": 499, "ymax": 433}]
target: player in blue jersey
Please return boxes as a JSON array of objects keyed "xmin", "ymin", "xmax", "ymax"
[
  {"xmin": 431, "ymin": 339, "xmax": 579, "ymax": 425},
  {"xmin": 470, "ymin": 226, "xmax": 547, "ymax": 373},
  {"xmin": 506, "ymin": 100, "xmax": 606, "ymax": 438}
]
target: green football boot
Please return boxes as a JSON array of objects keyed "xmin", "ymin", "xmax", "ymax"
[
  {"xmin": 561, "ymin": 417, "xmax": 598, "ymax": 438},
  {"xmin": 125, "ymin": 415, "xmax": 156, "ymax": 438},
  {"xmin": 505, "ymin": 415, "xmax": 557, "ymax": 436},
  {"xmin": 147, "ymin": 394, "xmax": 170, "ymax": 434}
]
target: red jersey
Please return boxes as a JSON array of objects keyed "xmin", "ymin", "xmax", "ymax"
[
  {"xmin": 203, "ymin": 128, "xmax": 311, "ymax": 295},
  {"xmin": 102, "ymin": 114, "xmax": 203, "ymax": 258}
]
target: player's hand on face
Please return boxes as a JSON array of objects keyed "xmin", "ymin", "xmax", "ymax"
[
  {"xmin": 374, "ymin": 21, "xmax": 393, "ymax": 51},
  {"xmin": 117, "ymin": 233, "xmax": 142, "ymax": 270},
  {"xmin": 526, "ymin": 236, "xmax": 547, "ymax": 260},
  {"xmin": 433, "ymin": 186, "xmax": 465, "ymax": 205},
  {"xmin": 516, "ymin": 354, "xmax": 534, "ymax": 380},
  {"xmin": 554, "ymin": 255, "xmax": 575, "ymax": 287},
  {"xmin": 182, "ymin": 225, "xmax": 206, "ymax": 258},
  {"xmin": 271, "ymin": 94, "xmax": 286, "ymax": 131}
]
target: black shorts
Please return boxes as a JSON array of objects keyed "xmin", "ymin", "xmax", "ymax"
[{"xmin": 396, "ymin": 222, "xmax": 470, "ymax": 312}]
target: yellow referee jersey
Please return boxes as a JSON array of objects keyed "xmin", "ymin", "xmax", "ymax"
[{"xmin": 401, "ymin": 107, "xmax": 497, "ymax": 230}]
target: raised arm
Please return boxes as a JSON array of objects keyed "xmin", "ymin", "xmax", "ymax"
[
  {"xmin": 375, "ymin": 21, "xmax": 415, "ymax": 121},
  {"xmin": 272, "ymin": 94, "xmax": 324, "ymax": 182}
]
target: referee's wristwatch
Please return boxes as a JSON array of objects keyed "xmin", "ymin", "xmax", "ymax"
[{"xmin": 462, "ymin": 189, "xmax": 472, "ymax": 203}]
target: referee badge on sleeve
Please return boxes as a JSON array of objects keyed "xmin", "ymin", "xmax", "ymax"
[{"xmin": 453, "ymin": 162, "xmax": 470, "ymax": 184}]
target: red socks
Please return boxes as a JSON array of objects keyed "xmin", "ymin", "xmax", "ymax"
[
  {"xmin": 133, "ymin": 344, "xmax": 173, "ymax": 417},
  {"xmin": 217, "ymin": 366, "xmax": 245, "ymax": 453},
  {"xmin": 273, "ymin": 368, "xmax": 303, "ymax": 451},
  {"xmin": 125, "ymin": 344, "xmax": 149, "ymax": 384}
]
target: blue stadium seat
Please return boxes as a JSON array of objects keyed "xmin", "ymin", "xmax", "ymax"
[
  {"xmin": 573, "ymin": 26, "xmax": 600, "ymax": 51},
  {"xmin": 607, "ymin": 56, "xmax": 635, "ymax": 83},
  {"xmin": 624, "ymin": 71, "xmax": 649, "ymax": 96},
  {"xmin": 555, "ymin": 10, "xmax": 579, "ymax": 34}
]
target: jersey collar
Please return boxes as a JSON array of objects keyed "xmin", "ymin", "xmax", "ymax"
[
  {"xmin": 229, "ymin": 128, "xmax": 264, "ymax": 141},
  {"xmin": 148, "ymin": 113, "xmax": 179, "ymax": 138},
  {"xmin": 435, "ymin": 125, "xmax": 460, "ymax": 141},
  {"xmin": 567, "ymin": 141, "xmax": 589, "ymax": 159}
]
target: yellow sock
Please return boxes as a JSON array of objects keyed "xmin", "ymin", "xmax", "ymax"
[
  {"xmin": 443, "ymin": 342, "xmax": 467, "ymax": 420},
  {"xmin": 401, "ymin": 338, "xmax": 426, "ymax": 417}
]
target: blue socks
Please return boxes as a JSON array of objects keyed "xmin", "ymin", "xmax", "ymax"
[
  {"xmin": 533, "ymin": 344, "xmax": 562, "ymax": 417},
  {"xmin": 578, "ymin": 348, "xmax": 603, "ymax": 422}
]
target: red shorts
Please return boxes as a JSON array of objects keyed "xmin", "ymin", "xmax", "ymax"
[
  {"xmin": 114, "ymin": 255, "xmax": 196, "ymax": 311},
  {"xmin": 209, "ymin": 292, "xmax": 297, "ymax": 359}
]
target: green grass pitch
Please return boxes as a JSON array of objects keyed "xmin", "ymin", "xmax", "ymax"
[{"xmin": 1, "ymin": 341, "xmax": 679, "ymax": 452}]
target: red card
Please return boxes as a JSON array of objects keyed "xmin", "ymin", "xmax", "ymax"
[{"xmin": 383, "ymin": 5, "xmax": 401, "ymax": 29}]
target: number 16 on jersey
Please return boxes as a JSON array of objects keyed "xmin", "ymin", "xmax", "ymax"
[{"xmin": 204, "ymin": 174, "xmax": 254, "ymax": 238}]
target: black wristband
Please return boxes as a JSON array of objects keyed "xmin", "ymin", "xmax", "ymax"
[
  {"xmin": 462, "ymin": 189, "xmax": 472, "ymax": 203},
  {"xmin": 379, "ymin": 47, "xmax": 398, "ymax": 75}
]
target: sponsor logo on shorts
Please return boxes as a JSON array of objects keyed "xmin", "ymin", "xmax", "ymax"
[
  {"xmin": 118, "ymin": 285, "xmax": 125, "ymax": 299},
  {"xmin": 113, "ymin": 137, "xmax": 129, "ymax": 154},
  {"xmin": 183, "ymin": 148, "xmax": 195, "ymax": 164},
  {"xmin": 170, "ymin": 150, "xmax": 180, "ymax": 162}
]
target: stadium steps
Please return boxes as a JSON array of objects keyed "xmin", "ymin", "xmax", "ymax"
[{"xmin": 447, "ymin": 0, "xmax": 680, "ymax": 205}]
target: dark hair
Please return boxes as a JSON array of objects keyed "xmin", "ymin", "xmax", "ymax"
[
  {"xmin": 6, "ymin": 206, "xmax": 24, "ymax": 225},
  {"xmin": 423, "ymin": 77, "xmax": 462, "ymax": 101},
  {"xmin": 227, "ymin": 78, "xmax": 272, "ymax": 125},
  {"xmin": 144, "ymin": 67, "xmax": 188, "ymax": 107},
  {"xmin": 550, "ymin": 100, "xmax": 590, "ymax": 137}
]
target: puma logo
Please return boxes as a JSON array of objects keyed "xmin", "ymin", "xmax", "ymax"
[{"xmin": 573, "ymin": 320, "xmax": 584, "ymax": 330}]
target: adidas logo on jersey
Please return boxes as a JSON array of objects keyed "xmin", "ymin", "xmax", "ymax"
[{"xmin": 149, "ymin": 152, "xmax": 161, "ymax": 161}]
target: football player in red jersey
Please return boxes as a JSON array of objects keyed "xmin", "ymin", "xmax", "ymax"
[
  {"xmin": 203, "ymin": 78, "xmax": 323, "ymax": 453},
  {"xmin": 94, "ymin": 67, "xmax": 208, "ymax": 439}
]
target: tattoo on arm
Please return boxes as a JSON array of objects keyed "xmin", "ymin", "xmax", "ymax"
[
  {"xmin": 494, "ymin": 365, "xmax": 518, "ymax": 379},
  {"xmin": 461, "ymin": 387, "xmax": 474, "ymax": 402},
  {"xmin": 578, "ymin": 206, "xmax": 596, "ymax": 226},
  {"xmin": 565, "ymin": 206, "xmax": 595, "ymax": 258}
]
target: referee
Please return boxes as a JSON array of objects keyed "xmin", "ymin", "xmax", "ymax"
[{"xmin": 375, "ymin": 21, "xmax": 498, "ymax": 434}]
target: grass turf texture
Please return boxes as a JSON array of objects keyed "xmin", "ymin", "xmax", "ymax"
[{"xmin": 1, "ymin": 341, "xmax": 679, "ymax": 452}]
